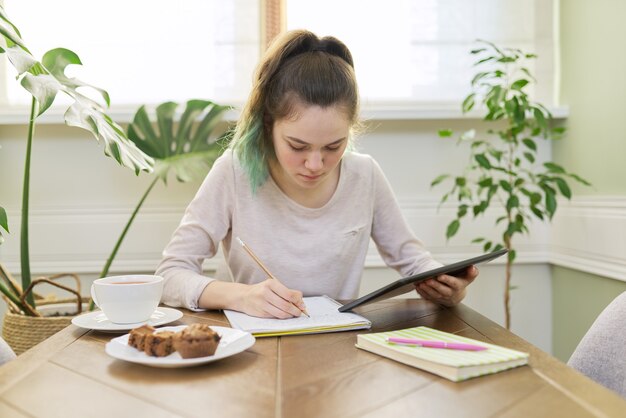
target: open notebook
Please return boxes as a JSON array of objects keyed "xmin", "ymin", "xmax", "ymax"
[
  {"xmin": 224, "ymin": 295, "xmax": 371, "ymax": 337},
  {"xmin": 356, "ymin": 326, "xmax": 529, "ymax": 382}
]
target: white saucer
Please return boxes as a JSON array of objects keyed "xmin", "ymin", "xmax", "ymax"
[
  {"xmin": 71, "ymin": 307, "xmax": 183, "ymax": 332},
  {"xmin": 105, "ymin": 325, "xmax": 255, "ymax": 368}
]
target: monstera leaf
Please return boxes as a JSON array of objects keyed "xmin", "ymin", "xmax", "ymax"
[
  {"xmin": 128, "ymin": 100, "xmax": 232, "ymax": 183},
  {"xmin": 96, "ymin": 100, "xmax": 233, "ymax": 284}
]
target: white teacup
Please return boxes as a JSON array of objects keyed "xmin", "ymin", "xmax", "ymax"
[{"xmin": 90, "ymin": 275, "xmax": 164, "ymax": 324}]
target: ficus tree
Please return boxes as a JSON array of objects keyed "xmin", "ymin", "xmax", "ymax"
[{"xmin": 431, "ymin": 41, "xmax": 590, "ymax": 329}]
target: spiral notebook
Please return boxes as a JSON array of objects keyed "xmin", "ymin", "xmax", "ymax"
[
  {"xmin": 356, "ymin": 326, "xmax": 529, "ymax": 382},
  {"xmin": 224, "ymin": 295, "xmax": 371, "ymax": 337}
]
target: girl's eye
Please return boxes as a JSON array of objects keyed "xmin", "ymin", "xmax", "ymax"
[
  {"xmin": 288, "ymin": 144, "xmax": 306, "ymax": 152},
  {"xmin": 325, "ymin": 146, "xmax": 341, "ymax": 151}
]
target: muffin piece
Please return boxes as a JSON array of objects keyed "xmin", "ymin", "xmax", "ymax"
[
  {"xmin": 144, "ymin": 331, "xmax": 176, "ymax": 357},
  {"xmin": 173, "ymin": 323, "xmax": 221, "ymax": 359},
  {"xmin": 128, "ymin": 325, "xmax": 156, "ymax": 351}
]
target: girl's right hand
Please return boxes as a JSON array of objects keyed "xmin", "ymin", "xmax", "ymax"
[{"xmin": 239, "ymin": 279, "xmax": 306, "ymax": 319}]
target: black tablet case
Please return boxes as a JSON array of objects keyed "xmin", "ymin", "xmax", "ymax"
[{"xmin": 338, "ymin": 248, "xmax": 508, "ymax": 312}]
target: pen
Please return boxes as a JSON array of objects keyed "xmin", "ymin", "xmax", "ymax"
[
  {"xmin": 236, "ymin": 237, "xmax": 310, "ymax": 317},
  {"xmin": 386, "ymin": 337, "xmax": 488, "ymax": 351}
]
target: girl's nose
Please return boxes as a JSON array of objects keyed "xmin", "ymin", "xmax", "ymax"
[{"xmin": 305, "ymin": 151, "xmax": 323, "ymax": 171}]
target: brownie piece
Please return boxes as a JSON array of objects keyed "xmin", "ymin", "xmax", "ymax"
[
  {"xmin": 143, "ymin": 331, "xmax": 176, "ymax": 357},
  {"xmin": 173, "ymin": 323, "xmax": 221, "ymax": 359},
  {"xmin": 128, "ymin": 325, "xmax": 156, "ymax": 351}
]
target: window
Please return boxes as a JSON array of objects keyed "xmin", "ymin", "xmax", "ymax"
[
  {"xmin": 286, "ymin": 0, "xmax": 556, "ymax": 106},
  {"xmin": 1, "ymin": 0, "xmax": 556, "ymax": 111},
  {"xmin": 1, "ymin": 0, "xmax": 260, "ymax": 108}
]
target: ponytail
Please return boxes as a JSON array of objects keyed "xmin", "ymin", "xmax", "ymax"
[{"xmin": 230, "ymin": 30, "xmax": 359, "ymax": 193}]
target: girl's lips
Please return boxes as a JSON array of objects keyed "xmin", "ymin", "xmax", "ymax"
[{"xmin": 300, "ymin": 173, "xmax": 322, "ymax": 181}]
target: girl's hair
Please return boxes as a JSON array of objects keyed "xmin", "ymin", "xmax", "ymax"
[{"xmin": 230, "ymin": 29, "xmax": 360, "ymax": 192}]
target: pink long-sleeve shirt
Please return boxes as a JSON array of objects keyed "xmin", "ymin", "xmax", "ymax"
[{"xmin": 156, "ymin": 150, "xmax": 441, "ymax": 310}]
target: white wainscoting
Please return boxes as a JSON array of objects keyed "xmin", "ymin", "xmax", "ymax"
[
  {"xmin": 551, "ymin": 196, "xmax": 626, "ymax": 282},
  {"xmin": 0, "ymin": 197, "xmax": 552, "ymax": 274}
]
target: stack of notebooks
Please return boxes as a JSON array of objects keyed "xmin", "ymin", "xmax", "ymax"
[
  {"xmin": 356, "ymin": 326, "xmax": 529, "ymax": 382},
  {"xmin": 224, "ymin": 295, "xmax": 371, "ymax": 337}
]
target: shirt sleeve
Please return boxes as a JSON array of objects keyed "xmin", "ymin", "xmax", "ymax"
[
  {"xmin": 369, "ymin": 158, "xmax": 443, "ymax": 276},
  {"xmin": 155, "ymin": 152, "xmax": 235, "ymax": 310}
]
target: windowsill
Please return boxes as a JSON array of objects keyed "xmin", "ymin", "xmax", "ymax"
[{"xmin": 0, "ymin": 103, "xmax": 569, "ymax": 125}]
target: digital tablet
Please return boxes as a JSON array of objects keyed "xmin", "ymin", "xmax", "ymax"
[{"xmin": 338, "ymin": 248, "xmax": 508, "ymax": 312}]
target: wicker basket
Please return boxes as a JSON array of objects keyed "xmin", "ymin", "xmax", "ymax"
[
  {"xmin": 1, "ymin": 268, "xmax": 87, "ymax": 355},
  {"xmin": 2, "ymin": 302, "xmax": 87, "ymax": 355}
]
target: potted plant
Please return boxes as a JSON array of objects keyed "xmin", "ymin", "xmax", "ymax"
[
  {"xmin": 0, "ymin": 6, "xmax": 154, "ymax": 353},
  {"xmin": 431, "ymin": 41, "xmax": 590, "ymax": 329},
  {"xmin": 95, "ymin": 99, "xmax": 233, "ymax": 295}
]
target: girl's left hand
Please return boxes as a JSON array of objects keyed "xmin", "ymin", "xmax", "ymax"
[{"xmin": 413, "ymin": 265, "xmax": 478, "ymax": 306}]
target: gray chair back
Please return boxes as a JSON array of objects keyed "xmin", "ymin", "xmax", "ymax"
[{"xmin": 568, "ymin": 291, "xmax": 626, "ymax": 398}]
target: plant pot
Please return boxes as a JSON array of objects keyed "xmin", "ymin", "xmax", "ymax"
[{"xmin": 2, "ymin": 301, "xmax": 90, "ymax": 355}]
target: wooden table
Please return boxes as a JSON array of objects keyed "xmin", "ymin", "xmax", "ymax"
[{"xmin": 0, "ymin": 299, "xmax": 624, "ymax": 418}]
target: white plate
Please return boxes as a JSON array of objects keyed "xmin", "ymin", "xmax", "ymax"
[
  {"xmin": 105, "ymin": 325, "xmax": 255, "ymax": 368},
  {"xmin": 71, "ymin": 307, "xmax": 183, "ymax": 332}
]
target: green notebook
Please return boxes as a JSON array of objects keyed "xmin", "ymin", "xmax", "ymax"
[{"xmin": 356, "ymin": 326, "xmax": 529, "ymax": 382}]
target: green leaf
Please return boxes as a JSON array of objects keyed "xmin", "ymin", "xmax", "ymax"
[
  {"xmin": 496, "ymin": 215, "xmax": 507, "ymax": 225},
  {"xmin": 499, "ymin": 180, "xmax": 512, "ymax": 193},
  {"xmin": 522, "ymin": 138, "xmax": 537, "ymax": 151},
  {"xmin": 10, "ymin": 46, "xmax": 154, "ymax": 173},
  {"xmin": 506, "ymin": 195, "xmax": 520, "ymax": 210},
  {"xmin": 472, "ymin": 201, "xmax": 488, "ymax": 217},
  {"xmin": 475, "ymin": 154, "xmax": 491, "ymax": 169},
  {"xmin": 471, "ymin": 72, "xmax": 490, "ymax": 85},
  {"xmin": 462, "ymin": 93, "xmax": 476, "ymax": 113},
  {"xmin": 531, "ymin": 192, "xmax": 542, "ymax": 205},
  {"xmin": 0, "ymin": 206, "xmax": 8, "ymax": 233},
  {"xmin": 470, "ymin": 48, "xmax": 487, "ymax": 55},
  {"xmin": 474, "ymin": 56, "xmax": 495, "ymax": 66},
  {"xmin": 533, "ymin": 107, "xmax": 547, "ymax": 129},
  {"xmin": 510, "ymin": 79, "xmax": 529, "ymax": 91},
  {"xmin": 20, "ymin": 73, "xmax": 61, "ymax": 115},
  {"xmin": 569, "ymin": 173, "xmax": 592, "ymax": 186},
  {"xmin": 5, "ymin": 44, "xmax": 38, "ymax": 75},
  {"xmin": 446, "ymin": 220, "xmax": 460, "ymax": 240},
  {"xmin": 483, "ymin": 241, "xmax": 492, "ymax": 252},
  {"xmin": 471, "ymin": 237, "xmax": 485, "ymax": 243},
  {"xmin": 545, "ymin": 190, "xmax": 557, "ymax": 218},
  {"xmin": 457, "ymin": 205, "xmax": 468, "ymax": 218},
  {"xmin": 455, "ymin": 177, "xmax": 466, "ymax": 187},
  {"xmin": 497, "ymin": 56, "xmax": 516, "ymax": 63},
  {"xmin": 0, "ymin": 7, "xmax": 27, "ymax": 49},
  {"xmin": 544, "ymin": 162, "xmax": 566, "ymax": 174},
  {"xmin": 127, "ymin": 100, "xmax": 231, "ymax": 183},
  {"xmin": 478, "ymin": 178, "xmax": 492, "ymax": 188},
  {"xmin": 430, "ymin": 174, "xmax": 450, "ymax": 187},
  {"xmin": 524, "ymin": 152, "xmax": 535, "ymax": 163},
  {"xmin": 438, "ymin": 129, "xmax": 453, "ymax": 138},
  {"xmin": 530, "ymin": 206, "xmax": 544, "ymax": 220},
  {"xmin": 508, "ymin": 249, "xmax": 517, "ymax": 263},
  {"xmin": 555, "ymin": 177, "xmax": 572, "ymax": 199}
]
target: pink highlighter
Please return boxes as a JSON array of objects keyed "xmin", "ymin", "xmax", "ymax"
[{"xmin": 386, "ymin": 337, "xmax": 488, "ymax": 351}]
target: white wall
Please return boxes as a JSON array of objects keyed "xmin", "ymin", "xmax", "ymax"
[{"xmin": 0, "ymin": 116, "xmax": 553, "ymax": 353}]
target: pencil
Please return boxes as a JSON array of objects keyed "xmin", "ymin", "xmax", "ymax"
[{"xmin": 236, "ymin": 237, "xmax": 310, "ymax": 317}]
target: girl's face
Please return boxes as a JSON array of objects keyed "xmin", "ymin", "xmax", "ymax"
[{"xmin": 270, "ymin": 102, "xmax": 351, "ymax": 196}]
